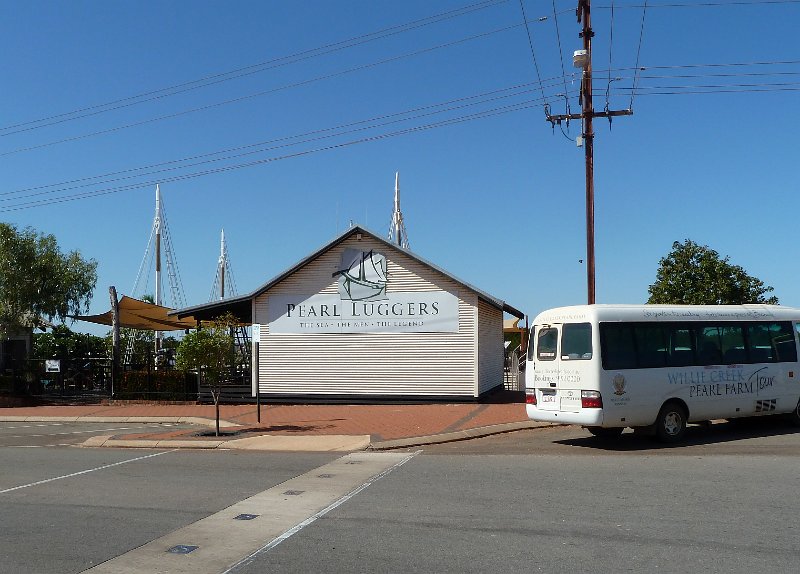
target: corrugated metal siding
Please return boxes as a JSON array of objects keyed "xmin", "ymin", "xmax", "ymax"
[
  {"xmin": 254, "ymin": 236, "xmax": 480, "ymax": 397},
  {"xmin": 477, "ymin": 299, "xmax": 504, "ymax": 395}
]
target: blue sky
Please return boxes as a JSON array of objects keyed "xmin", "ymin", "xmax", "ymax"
[{"xmin": 1, "ymin": 0, "xmax": 798, "ymax": 335}]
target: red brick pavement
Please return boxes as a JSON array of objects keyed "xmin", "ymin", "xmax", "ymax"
[{"xmin": 0, "ymin": 400, "xmax": 528, "ymax": 442}]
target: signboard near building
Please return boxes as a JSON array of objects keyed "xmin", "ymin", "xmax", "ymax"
[{"xmin": 268, "ymin": 292, "xmax": 459, "ymax": 334}]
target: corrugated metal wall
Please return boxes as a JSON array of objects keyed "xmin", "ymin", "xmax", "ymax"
[
  {"xmin": 253, "ymin": 236, "xmax": 486, "ymax": 398},
  {"xmin": 477, "ymin": 299, "xmax": 504, "ymax": 395}
]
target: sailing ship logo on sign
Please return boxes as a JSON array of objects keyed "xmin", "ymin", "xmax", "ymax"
[{"xmin": 333, "ymin": 249, "xmax": 388, "ymax": 301}]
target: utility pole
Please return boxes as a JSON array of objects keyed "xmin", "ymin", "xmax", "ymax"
[{"xmin": 547, "ymin": 0, "xmax": 632, "ymax": 304}]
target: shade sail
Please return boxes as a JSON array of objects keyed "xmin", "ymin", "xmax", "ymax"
[{"xmin": 74, "ymin": 296, "xmax": 196, "ymax": 331}]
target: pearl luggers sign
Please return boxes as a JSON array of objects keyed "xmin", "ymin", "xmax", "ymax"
[{"xmin": 267, "ymin": 292, "xmax": 459, "ymax": 333}]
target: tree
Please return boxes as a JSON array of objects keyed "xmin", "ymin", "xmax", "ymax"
[
  {"xmin": 648, "ymin": 240, "xmax": 778, "ymax": 305},
  {"xmin": 33, "ymin": 324, "xmax": 106, "ymax": 361},
  {"xmin": 0, "ymin": 223, "xmax": 97, "ymax": 337},
  {"xmin": 176, "ymin": 313, "xmax": 236, "ymax": 436}
]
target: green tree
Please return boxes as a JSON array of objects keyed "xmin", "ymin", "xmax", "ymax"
[
  {"xmin": 176, "ymin": 313, "xmax": 236, "ymax": 435},
  {"xmin": 0, "ymin": 223, "xmax": 97, "ymax": 336},
  {"xmin": 33, "ymin": 324, "xmax": 106, "ymax": 361},
  {"xmin": 648, "ymin": 240, "xmax": 778, "ymax": 305}
]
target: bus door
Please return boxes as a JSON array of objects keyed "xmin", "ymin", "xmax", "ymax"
[
  {"xmin": 534, "ymin": 323, "xmax": 593, "ymax": 413},
  {"xmin": 533, "ymin": 324, "xmax": 562, "ymax": 411}
]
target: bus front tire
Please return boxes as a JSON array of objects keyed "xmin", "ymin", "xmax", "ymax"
[
  {"xmin": 788, "ymin": 400, "xmax": 800, "ymax": 427},
  {"xmin": 655, "ymin": 402, "xmax": 688, "ymax": 443},
  {"xmin": 587, "ymin": 426, "xmax": 624, "ymax": 439}
]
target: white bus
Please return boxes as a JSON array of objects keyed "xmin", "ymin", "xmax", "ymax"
[{"xmin": 525, "ymin": 304, "xmax": 800, "ymax": 442}]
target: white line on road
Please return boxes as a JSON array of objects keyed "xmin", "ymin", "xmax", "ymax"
[
  {"xmin": 0, "ymin": 450, "xmax": 175, "ymax": 495},
  {"xmin": 0, "ymin": 426, "xmax": 148, "ymax": 439},
  {"xmin": 81, "ymin": 451, "xmax": 420, "ymax": 574},
  {"xmin": 223, "ymin": 450, "xmax": 419, "ymax": 573}
]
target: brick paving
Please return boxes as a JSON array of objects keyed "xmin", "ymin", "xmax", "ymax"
[{"xmin": 0, "ymin": 393, "xmax": 529, "ymax": 443}]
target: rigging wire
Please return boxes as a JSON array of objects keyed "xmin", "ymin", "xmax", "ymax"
[{"xmin": 0, "ymin": 0, "xmax": 509, "ymax": 136}]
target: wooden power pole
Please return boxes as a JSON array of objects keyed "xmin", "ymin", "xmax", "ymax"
[{"xmin": 547, "ymin": 0, "xmax": 632, "ymax": 304}]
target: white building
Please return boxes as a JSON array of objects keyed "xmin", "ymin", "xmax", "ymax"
[{"xmin": 173, "ymin": 226, "xmax": 523, "ymax": 400}]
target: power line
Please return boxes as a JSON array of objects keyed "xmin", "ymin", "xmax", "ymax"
[
  {"xmin": 1, "ymin": 84, "xmax": 561, "ymax": 205},
  {"xmin": 518, "ymin": 0, "xmax": 550, "ymax": 110},
  {"xmin": 552, "ymin": 0, "xmax": 574, "ymax": 122},
  {"xmin": 5, "ymin": 59, "xmax": 794, "ymax": 199},
  {"xmin": 629, "ymin": 0, "xmax": 649, "ymax": 109},
  {"xmin": 0, "ymin": 99, "xmax": 547, "ymax": 213},
  {"xmin": 0, "ymin": 21, "xmax": 525, "ymax": 158},
  {"xmin": 594, "ymin": 0, "xmax": 800, "ymax": 7},
  {"xmin": 0, "ymin": 0, "xmax": 509, "ymax": 137}
]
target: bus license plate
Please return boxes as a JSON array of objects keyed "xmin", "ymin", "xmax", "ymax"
[
  {"xmin": 560, "ymin": 393, "xmax": 582, "ymax": 412},
  {"xmin": 540, "ymin": 390, "xmax": 558, "ymax": 410}
]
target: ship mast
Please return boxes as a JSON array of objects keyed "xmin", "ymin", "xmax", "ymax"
[{"xmin": 387, "ymin": 172, "xmax": 409, "ymax": 249}]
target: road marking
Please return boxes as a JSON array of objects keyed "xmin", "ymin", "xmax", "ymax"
[
  {"xmin": 0, "ymin": 450, "xmax": 175, "ymax": 494},
  {"xmin": 81, "ymin": 451, "xmax": 419, "ymax": 574},
  {"xmin": 0, "ymin": 426, "xmax": 148, "ymax": 439},
  {"xmin": 1, "ymin": 423, "xmax": 64, "ymax": 429}
]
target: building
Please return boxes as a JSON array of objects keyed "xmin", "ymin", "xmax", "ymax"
[{"xmin": 173, "ymin": 226, "xmax": 523, "ymax": 400}]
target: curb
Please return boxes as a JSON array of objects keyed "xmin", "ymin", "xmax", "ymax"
[
  {"xmin": 81, "ymin": 434, "xmax": 372, "ymax": 452},
  {"xmin": 369, "ymin": 420, "xmax": 559, "ymax": 450},
  {"xmin": 5, "ymin": 415, "xmax": 552, "ymax": 452}
]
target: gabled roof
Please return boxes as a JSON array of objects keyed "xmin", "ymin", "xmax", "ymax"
[{"xmin": 171, "ymin": 225, "xmax": 524, "ymax": 323}]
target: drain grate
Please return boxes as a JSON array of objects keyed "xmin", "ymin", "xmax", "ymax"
[
  {"xmin": 345, "ymin": 461, "xmax": 362, "ymax": 465},
  {"xmin": 283, "ymin": 490, "xmax": 305, "ymax": 496},
  {"xmin": 167, "ymin": 545, "xmax": 198, "ymax": 555},
  {"xmin": 318, "ymin": 474, "xmax": 334, "ymax": 478},
  {"xmin": 233, "ymin": 514, "xmax": 259, "ymax": 521}
]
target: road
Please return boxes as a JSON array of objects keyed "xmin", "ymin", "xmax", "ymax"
[{"xmin": 2, "ymin": 419, "xmax": 799, "ymax": 574}]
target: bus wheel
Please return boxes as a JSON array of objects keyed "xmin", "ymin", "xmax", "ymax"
[
  {"xmin": 587, "ymin": 427, "xmax": 624, "ymax": 439},
  {"xmin": 788, "ymin": 400, "xmax": 800, "ymax": 427},
  {"xmin": 655, "ymin": 402, "xmax": 688, "ymax": 443}
]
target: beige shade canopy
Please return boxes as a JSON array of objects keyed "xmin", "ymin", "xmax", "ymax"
[{"xmin": 74, "ymin": 296, "xmax": 196, "ymax": 331}]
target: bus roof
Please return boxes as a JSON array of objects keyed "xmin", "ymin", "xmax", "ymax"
[{"xmin": 532, "ymin": 304, "xmax": 800, "ymax": 325}]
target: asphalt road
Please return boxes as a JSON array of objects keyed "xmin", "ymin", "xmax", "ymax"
[
  {"xmin": 2, "ymin": 420, "xmax": 799, "ymax": 574},
  {"xmin": 0, "ymin": 421, "xmax": 191, "ymax": 448}
]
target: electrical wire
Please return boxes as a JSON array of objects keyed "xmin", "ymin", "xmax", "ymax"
[
  {"xmin": 518, "ymin": 0, "xmax": 550, "ymax": 109},
  {"xmin": 605, "ymin": 0, "xmax": 616, "ymax": 111},
  {"xmin": 0, "ymin": 79, "xmax": 565, "ymax": 201},
  {"xmin": 595, "ymin": 0, "xmax": 800, "ymax": 8},
  {"xmin": 0, "ymin": 0, "xmax": 509, "ymax": 137},
  {"xmin": 629, "ymin": 0, "xmax": 650, "ymax": 110},
  {"xmin": 552, "ymin": 0, "xmax": 573, "ymax": 124},
  {"xmin": 0, "ymin": 21, "xmax": 524, "ymax": 158},
  {"xmin": 0, "ymin": 99, "xmax": 548, "ymax": 213}
]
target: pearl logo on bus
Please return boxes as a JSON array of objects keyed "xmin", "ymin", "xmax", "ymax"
[{"xmin": 613, "ymin": 374, "xmax": 627, "ymax": 395}]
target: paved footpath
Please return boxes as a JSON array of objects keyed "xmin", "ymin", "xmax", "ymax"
[{"xmin": 0, "ymin": 394, "xmax": 550, "ymax": 451}]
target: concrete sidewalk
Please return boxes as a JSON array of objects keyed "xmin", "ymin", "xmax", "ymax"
[{"xmin": 0, "ymin": 395, "xmax": 549, "ymax": 451}]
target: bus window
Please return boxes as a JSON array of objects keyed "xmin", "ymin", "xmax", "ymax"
[
  {"xmin": 562, "ymin": 323, "xmax": 592, "ymax": 360},
  {"xmin": 600, "ymin": 324, "xmax": 636, "ymax": 370},
  {"xmin": 719, "ymin": 325, "xmax": 746, "ymax": 364},
  {"xmin": 749, "ymin": 322, "xmax": 797, "ymax": 363},
  {"xmin": 668, "ymin": 327, "xmax": 695, "ymax": 366},
  {"xmin": 537, "ymin": 327, "xmax": 558, "ymax": 361},
  {"xmin": 697, "ymin": 327, "xmax": 723, "ymax": 365},
  {"xmin": 633, "ymin": 325, "xmax": 668, "ymax": 368}
]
